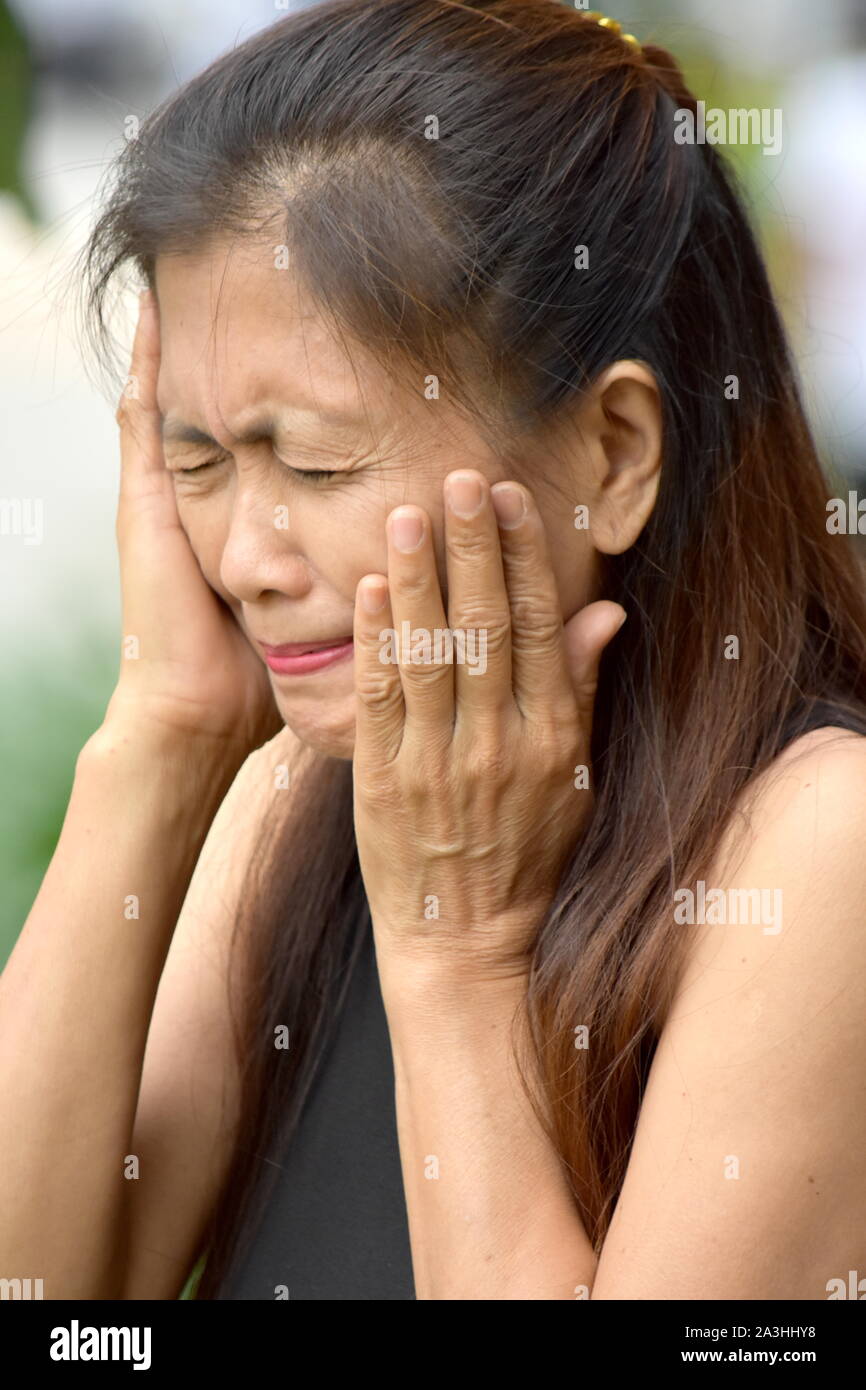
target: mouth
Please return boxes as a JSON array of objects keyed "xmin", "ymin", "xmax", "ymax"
[{"xmin": 258, "ymin": 636, "xmax": 354, "ymax": 676}]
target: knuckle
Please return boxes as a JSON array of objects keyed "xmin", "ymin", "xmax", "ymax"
[
  {"xmin": 511, "ymin": 597, "xmax": 563, "ymax": 645},
  {"xmin": 401, "ymin": 655, "xmax": 453, "ymax": 688},
  {"xmin": 465, "ymin": 733, "xmax": 511, "ymax": 784},
  {"xmin": 537, "ymin": 738, "xmax": 571, "ymax": 781},
  {"xmin": 450, "ymin": 598, "xmax": 509, "ymax": 635},
  {"xmin": 392, "ymin": 567, "xmax": 437, "ymax": 604},
  {"xmin": 447, "ymin": 525, "xmax": 492, "ymax": 561},
  {"xmin": 356, "ymin": 667, "xmax": 401, "ymax": 712},
  {"xmin": 448, "ymin": 612, "xmax": 510, "ymax": 667},
  {"xmin": 475, "ymin": 618, "xmax": 511, "ymax": 662},
  {"xmin": 531, "ymin": 718, "xmax": 577, "ymax": 772}
]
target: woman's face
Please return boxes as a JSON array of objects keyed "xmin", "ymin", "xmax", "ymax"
[{"xmin": 154, "ymin": 240, "xmax": 599, "ymax": 758}]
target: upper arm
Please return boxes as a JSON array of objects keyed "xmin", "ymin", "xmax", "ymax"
[
  {"xmin": 590, "ymin": 729, "xmax": 866, "ymax": 1300},
  {"xmin": 121, "ymin": 724, "xmax": 309, "ymax": 1300}
]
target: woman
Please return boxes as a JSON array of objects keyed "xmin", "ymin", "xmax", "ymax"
[{"xmin": 3, "ymin": 0, "xmax": 866, "ymax": 1301}]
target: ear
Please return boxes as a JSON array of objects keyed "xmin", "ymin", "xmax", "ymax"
[{"xmin": 584, "ymin": 361, "xmax": 662, "ymax": 556}]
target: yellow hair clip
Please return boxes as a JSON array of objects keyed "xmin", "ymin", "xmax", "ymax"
[{"xmin": 584, "ymin": 11, "xmax": 641, "ymax": 51}]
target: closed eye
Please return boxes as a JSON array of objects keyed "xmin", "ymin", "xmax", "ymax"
[
  {"xmin": 173, "ymin": 458, "xmax": 338, "ymax": 483},
  {"xmin": 287, "ymin": 467, "xmax": 338, "ymax": 483},
  {"xmin": 173, "ymin": 460, "xmax": 219, "ymax": 475}
]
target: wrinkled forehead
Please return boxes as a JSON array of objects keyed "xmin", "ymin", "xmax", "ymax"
[
  {"xmin": 152, "ymin": 238, "xmax": 494, "ymax": 463},
  {"xmin": 152, "ymin": 240, "xmax": 382, "ymax": 430}
]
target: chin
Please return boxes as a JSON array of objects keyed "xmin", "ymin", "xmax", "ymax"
[{"xmin": 275, "ymin": 690, "xmax": 356, "ymax": 761}]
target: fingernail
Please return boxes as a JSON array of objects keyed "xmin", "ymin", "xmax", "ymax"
[
  {"xmin": 490, "ymin": 482, "xmax": 526, "ymax": 529},
  {"xmin": 389, "ymin": 508, "xmax": 425, "ymax": 552},
  {"xmin": 446, "ymin": 472, "xmax": 484, "ymax": 518},
  {"xmin": 360, "ymin": 578, "xmax": 388, "ymax": 613}
]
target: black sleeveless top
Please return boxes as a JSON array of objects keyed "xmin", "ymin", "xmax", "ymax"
[
  {"xmin": 215, "ymin": 911, "xmax": 414, "ymax": 1301},
  {"xmin": 214, "ymin": 698, "xmax": 866, "ymax": 1300}
]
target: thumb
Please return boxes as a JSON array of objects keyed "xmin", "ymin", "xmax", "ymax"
[{"xmin": 562, "ymin": 600, "xmax": 627, "ymax": 730}]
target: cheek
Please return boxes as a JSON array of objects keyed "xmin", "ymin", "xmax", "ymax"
[
  {"xmin": 176, "ymin": 498, "xmax": 232, "ymax": 599},
  {"xmin": 346, "ymin": 484, "xmax": 450, "ymax": 590},
  {"xmin": 309, "ymin": 489, "xmax": 394, "ymax": 596},
  {"xmin": 551, "ymin": 521, "xmax": 598, "ymax": 618}
]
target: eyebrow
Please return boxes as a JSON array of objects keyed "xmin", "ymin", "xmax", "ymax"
[{"xmin": 161, "ymin": 409, "xmax": 364, "ymax": 446}]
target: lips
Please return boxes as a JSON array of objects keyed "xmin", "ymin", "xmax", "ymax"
[
  {"xmin": 257, "ymin": 635, "xmax": 355, "ymax": 677},
  {"xmin": 259, "ymin": 637, "xmax": 353, "ymax": 655}
]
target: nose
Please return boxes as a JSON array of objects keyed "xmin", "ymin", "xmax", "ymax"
[{"xmin": 218, "ymin": 483, "xmax": 312, "ymax": 604}]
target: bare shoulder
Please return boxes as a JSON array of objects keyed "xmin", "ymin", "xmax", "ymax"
[
  {"xmin": 591, "ymin": 725, "xmax": 866, "ymax": 1297},
  {"xmin": 674, "ymin": 723, "xmax": 866, "ymax": 1003},
  {"xmin": 729, "ymin": 722, "xmax": 866, "ymax": 840}
]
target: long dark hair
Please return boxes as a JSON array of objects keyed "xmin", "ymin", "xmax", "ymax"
[{"xmin": 77, "ymin": 0, "xmax": 866, "ymax": 1297}]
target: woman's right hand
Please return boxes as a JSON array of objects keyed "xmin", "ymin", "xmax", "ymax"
[{"xmin": 103, "ymin": 290, "xmax": 284, "ymax": 760}]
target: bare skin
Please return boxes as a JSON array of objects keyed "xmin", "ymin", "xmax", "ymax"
[
  {"xmin": 2, "ymin": 236, "xmax": 863, "ymax": 1300},
  {"xmin": 152, "ymin": 238, "xmax": 658, "ymax": 757}
]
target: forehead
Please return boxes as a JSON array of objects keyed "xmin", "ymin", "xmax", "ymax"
[{"xmin": 153, "ymin": 240, "xmax": 391, "ymax": 441}]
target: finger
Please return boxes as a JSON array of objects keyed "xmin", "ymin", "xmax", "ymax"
[
  {"xmin": 116, "ymin": 289, "xmax": 168, "ymax": 507},
  {"xmin": 442, "ymin": 470, "xmax": 512, "ymax": 718},
  {"xmin": 385, "ymin": 505, "xmax": 454, "ymax": 731},
  {"xmin": 114, "ymin": 291, "xmax": 189, "ymax": 635},
  {"xmin": 353, "ymin": 574, "xmax": 405, "ymax": 767},
  {"xmin": 489, "ymin": 480, "xmax": 574, "ymax": 719},
  {"xmin": 562, "ymin": 599, "xmax": 627, "ymax": 733}
]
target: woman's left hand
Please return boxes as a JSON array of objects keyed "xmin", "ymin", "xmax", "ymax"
[{"xmin": 352, "ymin": 469, "xmax": 626, "ymax": 988}]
